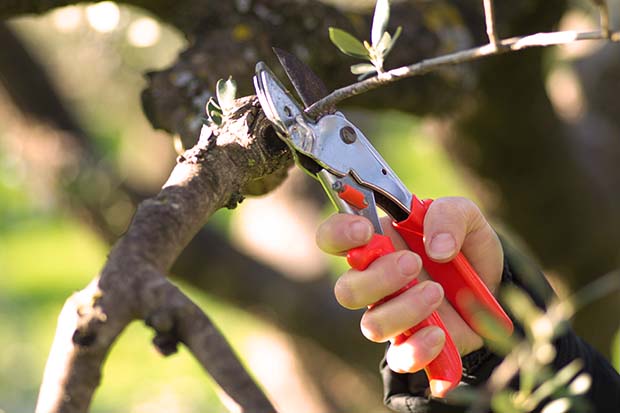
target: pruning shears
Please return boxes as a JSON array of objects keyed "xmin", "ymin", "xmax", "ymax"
[{"xmin": 253, "ymin": 49, "xmax": 513, "ymax": 397}]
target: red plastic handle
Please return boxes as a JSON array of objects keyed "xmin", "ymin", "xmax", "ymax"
[
  {"xmin": 348, "ymin": 234, "xmax": 462, "ymax": 397},
  {"xmin": 392, "ymin": 196, "xmax": 514, "ymax": 339}
]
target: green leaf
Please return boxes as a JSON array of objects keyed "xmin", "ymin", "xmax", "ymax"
[
  {"xmin": 491, "ymin": 391, "xmax": 521, "ymax": 413},
  {"xmin": 216, "ymin": 76, "xmax": 237, "ymax": 114},
  {"xmin": 210, "ymin": 112, "xmax": 223, "ymax": 126},
  {"xmin": 207, "ymin": 97, "xmax": 220, "ymax": 114},
  {"xmin": 501, "ymin": 286, "xmax": 545, "ymax": 339},
  {"xmin": 371, "ymin": 0, "xmax": 390, "ymax": 47},
  {"xmin": 541, "ymin": 398, "xmax": 572, "ymax": 413},
  {"xmin": 384, "ymin": 26, "xmax": 402, "ymax": 57},
  {"xmin": 329, "ymin": 27, "xmax": 369, "ymax": 59},
  {"xmin": 568, "ymin": 373, "xmax": 591, "ymax": 395},
  {"xmin": 528, "ymin": 360, "xmax": 583, "ymax": 407},
  {"xmin": 206, "ymin": 96, "xmax": 221, "ymax": 113},
  {"xmin": 350, "ymin": 63, "xmax": 377, "ymax": 75},
  {"xmin": 206, "ymin": 97, "xmax": 223, "ymax": 126},
  {"xmin": 376, "ymin": 31, "xmax": 392, "ymax": 54}
]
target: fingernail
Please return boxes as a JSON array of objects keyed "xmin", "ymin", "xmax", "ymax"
[
  {"xmin": 429, "ymin": 233, "xmax": 456, "ymax": 260},
  {"xmin": 397, "ymin": 253, "xmax": 420, "ymax": 277},
  {"xmin": 421, "ymin": 282, "xmax": 443, "ymax": 306},
  {"xmin": 423, "ymin": 327, "xmax": 445, "ymax": 348},
  {"xmin": 348, "ymin": 221, "xmax": 371, "ymax": 243}
]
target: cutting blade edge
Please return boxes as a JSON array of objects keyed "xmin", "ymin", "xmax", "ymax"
[{"xmin": 273, "ymin": 47, "xmax": 335, "ymax": 115}]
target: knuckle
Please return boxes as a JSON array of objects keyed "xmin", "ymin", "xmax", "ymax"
[
  {"xmin": 429, "ymin": 197, "xmax": 485, "ymax": 233},
  {"xmin": 373, "ymin": 253, "xmax": 416, "ymax": 297},
  {"xmin": 316, "ymin": 214, "xmax": 355, "ymax": 252},
  {"xmin": 315, "ymin": 220, "xmax": 334, "ymax": 250},
  {"xmin": 417, "ymin": 280, "xmax": 444, "ymax": 307},
  {"xmin": 453, "ymin": 197, "xmax": 483, "ymax": 225},
  {"xmin": 435, "ymin": 196, "xmax": 469, "ymax": 216},
  {"xmin": 374, "ymin": 255, "xmax": 397, "ymax": 285}
]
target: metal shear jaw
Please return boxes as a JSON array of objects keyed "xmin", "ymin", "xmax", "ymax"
[
  {"xmin": 309, "ymin": 113, "xmax": 413, "ymax": 217},
  {"xmin": 254, "ymin": 61, "xmax": 413, "ymax": 221},
  {"xmin": 253, "ymin": 63, "xmax": 312, "ymax": 149}
]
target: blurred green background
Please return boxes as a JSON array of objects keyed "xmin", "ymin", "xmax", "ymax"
[{"xmin": 1, "ymin": 2, "xmax": 618, "ymax": 413}]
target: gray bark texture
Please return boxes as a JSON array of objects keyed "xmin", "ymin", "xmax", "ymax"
[{"xmin": 35, "ymin": 97, "xmax": 288, "ymax": 413}]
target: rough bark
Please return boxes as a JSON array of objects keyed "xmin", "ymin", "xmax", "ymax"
[
  {"xmin": 0, "ymin": 18, "xmax": 380, "ymax": 384},
  {"xmin": 35, "ymin": 96, "xmax": 289, "ymax": 413}
]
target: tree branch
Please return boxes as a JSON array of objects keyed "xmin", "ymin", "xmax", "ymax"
[
  {"xmin": 4, "ymin": 1, "xmax": 619, "ymax": 407},
  {"xmin": 0, "ymin": 18, "xmax": 380, "ymax": 390},
  {"xmin": 307, "ymin": 29, "xmax": 620, "ymax": 117},
  {"xmin": 596, "ymin": 0, "xmax": 611, "ymax": 39},
  {"xmin": 482, "ymin": 0, "xmax": 500, "ymax": 48},
  {"xmin": 35, "ymin": 97, "xmax": 290, "ymax": 413}
]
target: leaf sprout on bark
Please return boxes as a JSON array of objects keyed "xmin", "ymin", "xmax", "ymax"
[
  {"xmin": 206, "ymin": 76, "xmax": 237, "ymax": 126},
  {"xmin": 328, "ymin": 0, "xmax": 402, "ymax": 79}
]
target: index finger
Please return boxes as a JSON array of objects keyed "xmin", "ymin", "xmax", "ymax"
[{"xmin": 316, "ymin": 214, "xmax": 374, "ymax": 255}]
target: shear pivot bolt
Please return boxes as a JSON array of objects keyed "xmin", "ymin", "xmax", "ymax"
[{"xmin": 340, "ymin": 126, "xmax": 357, "ymax": 144}]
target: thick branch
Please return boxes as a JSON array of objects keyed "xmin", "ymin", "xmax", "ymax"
[
  {"xmin": 36, "ymin": 97, "xmax": 290, "ymax": 413},
  {"xmin": 38, "ymin": 272, "xmax": 275, "ymax": 413},
  {"xmin": 0, "ymin": 20, "xmax": 380, "ymax": 390}
]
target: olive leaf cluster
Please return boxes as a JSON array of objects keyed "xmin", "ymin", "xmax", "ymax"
[
  {"xmin": 448, "ymin": 280, "xmax": 607, "ymax": 413},
  {"xmin": 328, "ymin": 0, "xmax": 402, "ymax": 79},
  {"xmin": 493, "ymin": 287, "xmax": 591, "ymax": 413}
]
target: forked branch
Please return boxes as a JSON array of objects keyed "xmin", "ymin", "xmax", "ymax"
[{"xmin": 35, "ymin": 97, "xmax": 289, "ymax": 413}]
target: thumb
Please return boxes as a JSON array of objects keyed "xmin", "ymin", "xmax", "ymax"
[
  {"xmin": 422, "ymin": 197, "xmax": 503, "ymax": 288},
  {"xmin": 423, "ymin": 197, "xmax": 482, "ymax": 262}
]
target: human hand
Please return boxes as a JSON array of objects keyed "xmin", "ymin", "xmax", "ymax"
[{"xmin": 316, "ymin": 197, "xmax": 503, "ymax": 374}]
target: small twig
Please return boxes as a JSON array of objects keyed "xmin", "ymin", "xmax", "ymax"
[
  {"xmin": 483, "ymin": 0, "xmax": 500, "ymax": 48},
  {"xmin": 597, "ymin": 0, "xmax": 611, "ymax": 39},
  {"xmin": 555, "ymin": 269, "xmax": 620, "ymax": 320},
  {"xmin": 307, "ymin": 29, "xmax": 620, "ymax": 117}
]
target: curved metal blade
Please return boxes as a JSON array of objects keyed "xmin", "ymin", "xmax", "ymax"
[
  {"xmin": 273, "ymin": 47, "xmax": 335, "ymax": 115},
  {"xmin": 253, "ymin": 62, "xmax": 305, "ymax": 136}
]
